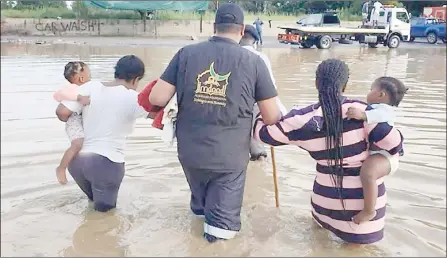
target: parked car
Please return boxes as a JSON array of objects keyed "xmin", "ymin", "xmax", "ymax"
[
  {"xmin": 278, "ymin": 11, "xmax": 341, "ymax": 44},
  {"xmin": 296, "ymin": 11, "xmax": 341, "ymax": 27},
  {"xmin": 410, "ymin": 17, "xmax": 446, "ymax": 43}
]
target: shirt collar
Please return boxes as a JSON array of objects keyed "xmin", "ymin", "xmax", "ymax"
[{"xmin": 210, "ymin": 36, "xmax": 239, "ymax": 45}]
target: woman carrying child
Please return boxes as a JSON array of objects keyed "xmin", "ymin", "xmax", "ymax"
[
  {"xmin": 253, "ymin": 59, "xmax": 404, "ymax": 244},
  {"xmin": 55, "ymin": 55, "xmax": 149, "ymax": 212}
]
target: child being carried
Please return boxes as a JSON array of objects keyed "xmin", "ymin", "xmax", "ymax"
[
  {"xmin": 53, "ymin": 61, "xmax": 91, "ymax": 184},
  {"xmin": 347, "ymin": 76, "xmax": 408, "ymax": 224}
]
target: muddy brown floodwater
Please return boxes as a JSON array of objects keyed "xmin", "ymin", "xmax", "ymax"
[{"xmin": 1, "ymin": 41, "xmax": 446, "ymax": 257}]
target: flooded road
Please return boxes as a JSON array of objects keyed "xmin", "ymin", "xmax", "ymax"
[{"xmin": 1, "ymin": 41, "xmax": 446, "ymax": 257}]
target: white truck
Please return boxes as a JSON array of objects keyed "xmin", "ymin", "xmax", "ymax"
[{"xmin": 277, "ymin": 6, "xmax": 411, "ymax": 49}]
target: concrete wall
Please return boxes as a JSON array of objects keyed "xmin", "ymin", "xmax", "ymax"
[
  {"xmin": 1, "ymin": 18, "xmax": 215, "ymax": 38},
  {"xmin": 1, "ymin": 18, "xmax": 361, "ymax": 38}
]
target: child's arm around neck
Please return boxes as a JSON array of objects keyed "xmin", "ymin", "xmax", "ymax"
[
  {"xmin": 346, "ymin": 103, "xmax": 396, "ymax": 125},
  {"xmin": 54, "ymin": 83, "xmax": 90, "ymax": 106},
  {"xmin": 53, "ymin": 84, "xmax": 79, "ymax": 102}
]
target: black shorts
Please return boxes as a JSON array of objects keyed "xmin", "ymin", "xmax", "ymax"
[{"xmin": 68, "ymin": 153, "xmax": 125, "ymax": 212}]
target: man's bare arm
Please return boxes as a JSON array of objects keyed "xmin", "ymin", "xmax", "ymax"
[
  {"xmin": 149, "ymin": 79, "xmax": 176, "ymax": 107},
  {"xmin": 55, "ymin": 104, "xmax": 73, "ymax": 122},
  {"xmin": 257, "ymin": 97, "xmax": 281, "ymax": 125}
]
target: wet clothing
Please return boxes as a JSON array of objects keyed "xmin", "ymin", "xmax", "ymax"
[
  {"xmin": 160, "ymin": 35, "xmax": 277, "ymax": 239},
  {"xmin": 62, "ymin": 80, "xmax": 148, "ymax": 211},
  {"xmin": 254, "ymin": 99, "xmax": 404, "ymax": 244},
  {"xmin": 182, "ymin": 165, "xmax": 247, "ymax": 239},
  {"xmin": 68, "ymin": 153, "xmax": 125, "ymax": 212}
]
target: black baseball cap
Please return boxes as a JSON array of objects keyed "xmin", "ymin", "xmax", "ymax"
[
  {"xmin": 215, "ymin": 3, "xmax": 244, "ymax": 25},
  {"xmin": 244, "ymin": 25, "xmax": 260, "ymax": 41}
]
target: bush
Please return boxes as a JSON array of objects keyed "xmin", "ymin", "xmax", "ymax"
[
  {"xmin": 338, "ymin": 8, "xmax": 362, "ymax": 21},
  {"xmin": 2, "ymin": 7, "xmax": 74, "ymax": 18}
]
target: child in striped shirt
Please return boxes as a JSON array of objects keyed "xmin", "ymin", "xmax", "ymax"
[{"xmin": 347, "ymin": 76, "xmax": 408, "ymax": 224}]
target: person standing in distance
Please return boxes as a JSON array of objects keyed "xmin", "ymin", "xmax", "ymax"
[
  {"xmin": 361, "ymin": 0, "xmax": 371, "ymax": 25},
  {"xmin": 371, "ymin": 0, "xmax": 384, "ymax": 27},
  {"xmin": 149, "ymin": 3, "xmax": 281, "ymax": 243},
  {"xmin": 240, "ymin": 25, "xmax": 288, "ymax": 161},
  {"xmin": 253, "ymin": 17, "xmax": 264, "ymax": 45}
]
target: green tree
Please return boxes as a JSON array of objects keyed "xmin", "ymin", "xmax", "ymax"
[
  {"xmin": 42, "ymin": 0, "xmax": 66, "ymax": 8},
  {"xmin": 1, "ymin": 0, "xmax": 13, "ymax": 9},
  {"xmin": 15, "ymin": 0, "xmax": 41, "ymax": 9},
  {"xmin": 303, "ymin": 1, "xmax": 330, "ymax": 14},
  {"xmin": 401, "ymin": 1, "xmax": 446, "ymax": 17},
  {"xmin": 72, "ymin": 1, "xmax": 89, "ymax": 18},
  {"xmin": 15, "ymin": 0, "xmax": 66, "ymax": 9},
  {"xmin": 272, "ymin": 1, "xmax": 304, "ymax": 15}
]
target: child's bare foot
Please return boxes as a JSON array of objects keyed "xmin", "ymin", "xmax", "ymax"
[
  {"xmin": 56, "ymin": 166, "xmax": 68, "ymax": 185},
  {"xmin": 352, "ymin": 210, "xmax": 377, "ymax": 224}
]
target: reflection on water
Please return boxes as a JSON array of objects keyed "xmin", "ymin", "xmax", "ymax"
[
  {"xmin": 63, "ymin": 209, "xmax": 129, "ymax": 257},
  {"xmin": 1, "ymin": 42, "xmax": 446, "ymax": 257}
]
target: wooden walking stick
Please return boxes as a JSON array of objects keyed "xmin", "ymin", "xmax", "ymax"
[{"xmin": 270, "ymin": 146, "xmax": 280, "ymax": 208}]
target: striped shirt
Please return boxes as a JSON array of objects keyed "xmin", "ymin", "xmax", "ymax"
[{"xmin": 253, "ymin": 98, "xmax": 404, "ymax": 244}]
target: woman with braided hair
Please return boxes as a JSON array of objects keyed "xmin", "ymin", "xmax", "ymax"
[{"xmin": 253, "ymin": 58, "xmax": 404, "ymax": 244}]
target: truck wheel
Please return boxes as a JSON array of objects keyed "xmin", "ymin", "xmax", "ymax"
[
  {"xmin": 316, "ymin": 35, "xmax": 332, "ymax": 49},
  {"xmin": 409, "ymin": 37, "xmax": 415, "ymax": 42},
  {"xmin": 368, "ymin": 42, "xmax": 379, "ymax": 48},
  {"xmin": 387, "ymin": 35, "xmax": 401, "ymax": 48},
  {"xmin": 427, "ymin": 32, "xmax": 438, "ymax": 44},
  {"xmin": 443, "ymin": 38, "xmax": 446, "ymax": 43}
]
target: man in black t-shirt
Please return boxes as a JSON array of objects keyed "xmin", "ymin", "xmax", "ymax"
[{"xmin": 149, "ymin": 3, "xmax": 281, "ymax": 243}]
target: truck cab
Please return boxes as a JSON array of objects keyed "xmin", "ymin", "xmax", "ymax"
[{"xmin": 375, "ymin": 7, "xmax": 411, "ymax": 42}]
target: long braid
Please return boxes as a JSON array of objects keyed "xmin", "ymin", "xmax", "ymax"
[{"xmin": 316, "ymin": 59, "xmax": 350, "ymax": 207}]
